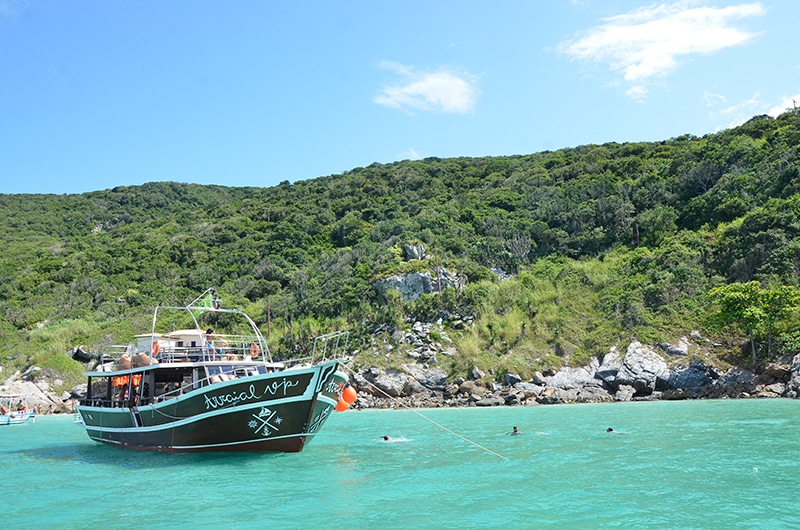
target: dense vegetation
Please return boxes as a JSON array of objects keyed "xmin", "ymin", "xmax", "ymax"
[{"xmin": 1, "ymin": 112, "xmax": 799, "ymax": 390}]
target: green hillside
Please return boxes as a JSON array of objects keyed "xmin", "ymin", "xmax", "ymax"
[{"xmin": 2, "ymin": 112, "xmax": 799, "ymax": 390}]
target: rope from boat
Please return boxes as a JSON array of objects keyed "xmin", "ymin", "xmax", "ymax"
[
  {"xmin": 340, "ymin": 364, "xmax": 508, "ymax": 461},
  {"xmin": 150, "ymin": 405, "xmax": 184, "ymax": 421}
]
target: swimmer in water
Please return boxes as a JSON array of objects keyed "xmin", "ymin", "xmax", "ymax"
[
  {"xmin": 508, "ymin": 426, "xmax": 521, "ymax": 435},
  {"xmin": 607, "ymin": 427, "xmax": 614, "ymax": 432},
  {"xmin": 382, "ymin": 435, "xmax": 391, "ymax": 441}
]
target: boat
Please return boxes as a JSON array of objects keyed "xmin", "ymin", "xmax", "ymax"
[
  {"xmin": 1, "ymin": 394, "xmax": 35, "ymax": 425},
  {"xmin": 76, "ymin": 288, "xmax": 353, "ymax": 453}
]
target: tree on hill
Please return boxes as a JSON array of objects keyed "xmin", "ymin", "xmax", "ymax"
[{"xmin": 709, "ymin": 281, "xmax": 800, "ymax": 362}]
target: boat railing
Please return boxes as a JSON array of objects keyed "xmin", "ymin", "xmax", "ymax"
[
  {"xmin": 152, "ymin": 333, "xmax": 269, "ymax": 363},
  {"xmin": 310, "ymin": 331, "xmax": 349, "ymax": 364},
  {"xmin": 97, "ymin": 344, "xmax": 133, "ymax": 365}
]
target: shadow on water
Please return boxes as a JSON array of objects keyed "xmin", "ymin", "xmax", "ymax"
[{"xmin": 2, "ymin": 440, "xmax": 286, "ymax": 469}]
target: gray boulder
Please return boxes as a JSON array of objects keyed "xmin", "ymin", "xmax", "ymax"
[
  {"xmin": 514, "ymin": 382, "xmax": 543, "ymax": 398},
  {"xmin": 360, "ymin": 368, "xmax": 421, "ymax": 398},
  {"xmin": 458, "ymin": 380, "xmax": 486, "ymax": 398},
  {"xmin": 615, "ymin": 342, "xmax": 667, "ymax": 394},
  {"xmin": 596, "ymin": 347, "xmax": 622, "ymax": 385},
  {"xmin": 373, "ymin": 272, "xmax": 434, "ymax": 301},
  {"xmin": 576, "ymin": 384, "xmax": 613, "ymax": 402},
  {"xmin": 669, "ymin": 360, "xmax": 711, "ymax": 389},
  {"xmin": 403, "ymin": 364, "xmax": 447, "ymax": 391},
  {"xmin": 788, "ymin": 354, "xmax": 800, "ymax": 394},
  {"xmin": 403, "ymin": 243, "xmax": 427, "ymax": 261},
  {"xmin": 764, "ymin": 363, "xmax": 791, "ymax": 380},
  {"xmin": 474, "ymin": 397, "xmax": 505, "ymax": 406},
  {"xmin": 615, "ymin": 385, "xmax": 636, "ymax": 401},
  {"xmin": 69, "ymin": 346, "xmax": 97, "ymax": 363},
  {"xmin": 373, "ymin": 267, "xmax": 467, "ymax": 301},
  {"xmin": 546, "ymin": 359, "xmax": 598, "ymax": 389}
]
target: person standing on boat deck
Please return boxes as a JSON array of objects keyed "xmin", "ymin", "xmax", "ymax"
[{"xmin": 205, "ymin": 328, "xmax": 218, "ymax": 360}]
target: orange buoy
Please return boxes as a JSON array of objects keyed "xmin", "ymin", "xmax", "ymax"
[
  {"xmin": 342, "ymin": 385, "xmax": 357, "ymax": 404},
  {"xmin": 250, "ymin": 343, "xmax": 261, "ymax": 357},
  {"xmin": 335, "ymin": 399, "xmax": 349, "ymax": 412},
  {"xmin": 151, "ymin": 342, "xmax": 160, "ymax": 356}
]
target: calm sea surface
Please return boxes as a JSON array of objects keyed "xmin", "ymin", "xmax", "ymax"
[{"xmin": 2, "ymin": 399, "xmax": 799, "ymax": 529}]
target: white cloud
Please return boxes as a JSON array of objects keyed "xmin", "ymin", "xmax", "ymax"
[
  {"xmin": 374, "ymin": 61, "xmax": 479, "ymax": 114},
  {"xmin": 703, "ymin": 91, "xmax": 727, "ymax": 107},
  {"xmin": 558, "ymin": 1, "xmax": 766, "ymax": 99},
  {"xmin": 715, "ymin": 92, "xmax": 764, "ymax": 127},
  {"xmin": 405, "ymin": 147, "xmax": 421, "ymax": 160},
  {"xmin": 703, "ymin": 92, "xmax": 800, "ymax": 129},
  {"xmin": 626, "ymin": 85, "xmax": 649, "ymax": 102},
  {"xmin": 767, "ymin": 94, "xmax": 800, "ymax": 117}
]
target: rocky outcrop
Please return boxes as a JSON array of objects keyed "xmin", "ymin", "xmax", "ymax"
[
  {"xmin": 345, "ymin": 330, "xmax": 800, "ymax": 409},
  {"xmin": 403, "ymin": 243, "xmax": 427, "ymax": 261},
  {"xmin": 614, "ymin": 342, "xmax": 667, "ymax": 395},
  {"xmin": 0, "ymin": 366, "xmax": 78, "ymax": 414},
  {"xmin": 5, "ymin": 325, "xmax": 800, "ymax": 413},
  {"xmin": 787, "ymin": 354, "xmax": 800, "ymax": 398},
  {"xmin": 373, "ymin": 268, "xmax": 467, "ymax": 301}
]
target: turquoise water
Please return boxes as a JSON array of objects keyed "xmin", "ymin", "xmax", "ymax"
[{"xmin": 2, "ymin": 399, "xmax": 799, "ymax": 529}]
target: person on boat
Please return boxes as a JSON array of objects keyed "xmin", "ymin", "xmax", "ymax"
[
  {"xmin": 1, "ymin": 406, "xmax": 7, "ymax": 415},
  {"xmin": 17, "ymin": 400, "xmax": 27, "ymax": 412},
  {"xmin": 118, "ymin": 386, "xmax": 128, "ymax": 404},
  {"xmin": 205, "ymin": 328, "xmax": 218, "ymax": 360}
]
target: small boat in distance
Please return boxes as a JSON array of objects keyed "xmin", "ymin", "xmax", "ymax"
[
  {"xmin": 76, "ymin": 288, "xmax": 350, "ymax": 453},
  {"xmin": 1, "ymin": 394, "xmax": 35, "ymax": 425}
]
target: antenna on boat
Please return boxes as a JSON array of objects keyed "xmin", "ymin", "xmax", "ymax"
[
  {"xmin": 189, "ymin": 288, "xmax": 221, "ymax": 310},
  {"xmin": 340, "ymin": 364, "xmax": 509, "ymax": 461}
]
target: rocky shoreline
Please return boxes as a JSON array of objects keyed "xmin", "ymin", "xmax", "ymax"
[
  {"xmin": 347, "ymin": 340, "xmax": 800, "ymax": 410},
  {"xmin": 2, "ymin": 330, "xmax": 799, "ymax": 415}
]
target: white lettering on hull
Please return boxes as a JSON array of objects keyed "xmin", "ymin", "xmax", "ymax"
[{"xmin": 203, "ymin": 378, "xmax": 301, "ymax": 410}]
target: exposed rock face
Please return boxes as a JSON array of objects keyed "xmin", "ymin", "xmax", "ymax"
[
  {"xmin": 345, "ymin": 329, "xmax": 800, "ymax": 409},
  {"xmin": 669, "ymin": 359, "xmax": 712, "ymax": 389},
  {"xmin": 0, "ymin": 367, "xmax": 77, "ymax": 413},
  {"xmin": 786, "ymin": 354, "xmax": 800, "ymax": 397},
  {"xmin": 403, "ymin": 243, "xmax": 427, "ymax": 261},
  {"xmin": 596, "ymin": 347, "xmax": 622, "ymax": 385},
  {"xmin": 404, "ymin": 364, "xmax": 447, "ymax": 391},
  {"xmin": 69, "ymin": 346, "xmax": 97, "ymax": 363},
  {"xmin": 615, "ymin": 342, "xmax": 668, "ymax": 395},
  {"xmin": 545, "ymin": 360, "xmax": 598, "ymax": 389},
  {"xmin": 373, "ymin": 268, "xmax": 467, "ymax": 301},
  {"xmin": 358, "ymin": 367, "xmax": 421, "ymax": 397}
]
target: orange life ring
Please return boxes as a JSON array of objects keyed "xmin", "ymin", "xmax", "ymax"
[
  {"xmin": 151, "ymin": 342, "xmax": 160, "ymax": 356},
  {"xmin": 249, "ymin": 343, "xmax": 261, "ymax": 357}
]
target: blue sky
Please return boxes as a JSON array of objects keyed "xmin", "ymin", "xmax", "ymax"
[{"xmin": 1, "ymin": 0, "xmax": 797, "ymax": 195}]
